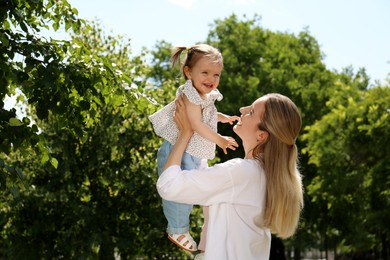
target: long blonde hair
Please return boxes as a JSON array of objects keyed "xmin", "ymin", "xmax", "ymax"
[{"xmin": 253, "ymin": 93, "xmax": 303, "ymax": 239}]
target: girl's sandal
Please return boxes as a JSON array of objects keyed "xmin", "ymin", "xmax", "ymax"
[{"xmin": 167, "ymin": 231, "xmax": 197, "ymax": 253}]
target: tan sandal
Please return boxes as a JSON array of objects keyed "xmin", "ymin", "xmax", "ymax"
[{"xmin": 167, "ymin": 231, "xmax": 197, "ymax": 253}]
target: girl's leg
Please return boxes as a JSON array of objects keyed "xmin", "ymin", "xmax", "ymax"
[
  {"xmin": 162, "ymin": 200, "xmax": 192, "ymax": 234},
  {"xmin": 157, "ymin": 141, "xmax": 200, "ymax": 251},
  {"xmin": 158, "ymin": 141, "xmax": 192, "ymax": 234},
  {"xmin": 198, "ymin": 206, "xmax": 209, "ymax": 252},
  {"xmin": 167, "ymin": 151, "xmax": 201, "ymax": 234}
]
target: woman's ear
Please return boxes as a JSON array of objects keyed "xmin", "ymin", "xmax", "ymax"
[
  {"xmin": 257, "ymin": 130, "xmax": 269, "ymax": 143},
  {"xmin": 183, "ymin": 66, "xmax": 191, "ymax": 80}
]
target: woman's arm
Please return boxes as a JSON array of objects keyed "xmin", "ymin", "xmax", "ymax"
[{"xmin": 162, "ymin": 96, "xmax": 193, "ymax": 171}]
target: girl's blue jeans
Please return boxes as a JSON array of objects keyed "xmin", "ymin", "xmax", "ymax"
[{"xmin": 157, "ymin": 140, "xmax": 201, "ymax": 234}]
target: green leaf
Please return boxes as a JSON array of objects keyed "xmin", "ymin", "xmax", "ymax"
[
  {"xmin": 50, "ymin": 157, "xmax": 59, "ymax": 169},
  {"xmin": 15, "ymin": 168, "xmax": 25, "ymax": 180},
  {"xmin": 2, "ymin": 20, "xmax": 11, "ymax": 30},
  {"xmin": 53, "ymin": 22, "xmax": 59, "ymax": 31},
  {"xmin": 9, "ymin": 118, "xmax": 23, "ymax": 126},
  {"xmin": 20, "ymin": 21, "xmax": 28, "ymax": 33},
  {"xmin": 0, "ymin": 32, "xmax": 9, "ymax": 47},
  {"xmin": 9, "ymin": 186, "xmax": 19, "ymax": 198},
  {"xmin": 41, "ymin": 153, "xmax": 50, "ymax": 164}
]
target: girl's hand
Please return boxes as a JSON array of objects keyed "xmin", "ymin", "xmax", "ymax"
[
  {"xmin": 217, "ymin": 135, "xmax": 239, "ymax": 155},
  {"xmin": 218, "ymin": 113, "xmax": 240, "ymax": 125},
  {"xmin": 174, "ymin": 95, "xmax": 193, "ymax": 135}
]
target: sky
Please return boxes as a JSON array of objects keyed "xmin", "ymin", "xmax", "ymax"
[{"xmin": 65, "ymin": 0, "xmax": 390, "ymax": 84}]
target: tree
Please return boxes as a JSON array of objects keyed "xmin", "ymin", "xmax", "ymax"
[
  {"xmin": 302, "ymin": 79, "xmax": 390, "ymax": 257},
  {"xmin": 1, "ymin": 1, "xmax": 190, "ymax": 258},
  {"xmin": 1, "ymin": 0, "xmax": 81, "ymax": 198}
]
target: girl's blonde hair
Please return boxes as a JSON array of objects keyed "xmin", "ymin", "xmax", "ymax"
[
  {"xmin": 170, "ymin": 44, "xmax": 223, "ymax": 80},
  {"xmin": 253, "ymin": 93, "xmax": 303, "ymax": 239}
]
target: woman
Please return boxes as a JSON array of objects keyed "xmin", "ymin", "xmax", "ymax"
[{"xmin": 157, "ymin": 93, "xmax": 303, "ymax": 259}]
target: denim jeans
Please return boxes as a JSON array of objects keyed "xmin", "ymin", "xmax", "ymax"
[{"xmin": 157, "ymin": 140, "xmax": 202, "ymax": 234}]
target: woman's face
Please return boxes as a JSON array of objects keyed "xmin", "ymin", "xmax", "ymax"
[{"xmin": 234, "ymin": 97, "xmax": 267, "ymax": 149}]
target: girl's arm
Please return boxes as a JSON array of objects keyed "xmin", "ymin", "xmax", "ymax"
[
  {"xmin": 218, "ymin": 112, "xmax": 240, "ymax": 124},
  {"xmin": 183, "ymin": 95, "xmax": 238, "ymax": 154}
]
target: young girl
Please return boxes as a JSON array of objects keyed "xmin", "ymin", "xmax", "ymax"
[{"xmin": 149, "ymin": 44, "xmax": 239, "ymax": 253}]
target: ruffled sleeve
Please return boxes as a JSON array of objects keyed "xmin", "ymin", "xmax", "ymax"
[
  {"xmin": 179, "ymin": 80, "xmax": 204, "ymax": 106},
  {"xmin": 209, "ymin": 89, "xmax": 223, "ymax": 102}
]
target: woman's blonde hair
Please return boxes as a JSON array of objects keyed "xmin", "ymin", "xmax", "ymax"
[
  {"xmin": 253, "ymin": 93, "xmax": 303, "ymax": 239},
  {"xmin": 170, "ymin": 44, "xmax": 223, "ymax": 80}
]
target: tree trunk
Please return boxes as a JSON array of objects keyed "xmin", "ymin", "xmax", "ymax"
[
  {"xmin": 294, "ymin": 247, "xmax": 301, "ymax": 260},
  {"xmin": 382, "ymin": 232, "xmax": 388, "ymax": 260}
]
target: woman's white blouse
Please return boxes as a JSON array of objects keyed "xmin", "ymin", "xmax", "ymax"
[
  {"xmin": 148, "ymin": 80, "xmax": 223, "ymax": 160},
  {"xmin": 157, "ymin": 158, "xmax": 271, "ymax": 260}
]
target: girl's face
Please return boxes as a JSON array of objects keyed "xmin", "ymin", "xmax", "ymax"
[
  {"xmin": 234, "ymin": 97, "xmax": 268, "ymax": 153},
  {"xmin": 184, "ymin": 56, "xmax": 223, "ymax": 98}
]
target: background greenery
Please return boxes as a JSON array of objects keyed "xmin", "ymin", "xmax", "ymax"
[{"xmin": 1, "ymin": 0, "xmax": 389, "ymax": 259}]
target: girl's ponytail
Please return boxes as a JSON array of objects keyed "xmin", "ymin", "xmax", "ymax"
[{"xmin": 171, "ymin": 46, "xmax": 187, "ymax": 68}]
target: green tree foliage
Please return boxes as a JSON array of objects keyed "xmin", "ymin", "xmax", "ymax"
[
  {"xmin": 208, "ymin": 15, "xmax": 335, "ymax": 123},
  {"xmin": 0, "ymin": 0, "xmax": 192, "ymax": 259},
  {"xmin": 303, "ymin": 80, "xmax": 390, "ymax": 255},
  {"xmin": 0, "ymin": 0, "xmax": 82, "ymax": 197}
]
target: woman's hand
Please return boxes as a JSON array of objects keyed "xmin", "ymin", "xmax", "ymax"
[
  {"xmin": 174, "ymin": 95, "xmax": 193, "ymax": 135},
  {"xmin": 163, "ymin": 95, "xmax": 193, "ymax": 171}
]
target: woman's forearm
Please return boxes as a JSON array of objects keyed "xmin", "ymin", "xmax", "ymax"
[{"xmin": 163, "ymin": 131, "xmax": 192, "ymax": 171}]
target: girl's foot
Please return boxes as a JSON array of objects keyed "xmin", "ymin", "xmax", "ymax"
[{"xmin": 167, "ymin": 231, "xmax": 197, "ymax": 252}]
